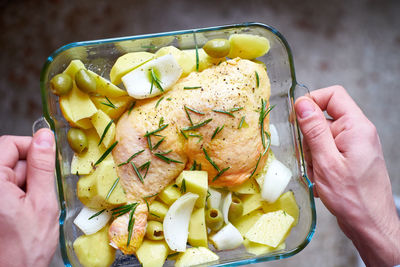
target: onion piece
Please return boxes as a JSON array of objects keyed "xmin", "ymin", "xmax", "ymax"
[
  {"xmin": 207, "ymin": 188, "xmax": 222, "ymax": 210},
  {"xmin": 73, "ymin": 206, "xmax": 111, "ymax": 235},
  {"xmin": 269, "ymin": 124, "xmax": 280, "ymax": 146},
  {"xmin": 261, "ymin": 159, "xmax": 292, "ymax": 203},
  {"xmin": 210, "ymin": 223, "xmax": 244, "ymax": 250},
  {"xmin": 222, "ymin": 191, "xmax": 232, "ymax": 224},
  {"xmin": 163, "ymin": 192, "xmax": 199, "ymax": 252}
]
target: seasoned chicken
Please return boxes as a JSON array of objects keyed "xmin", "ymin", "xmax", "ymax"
[{"xmin": 109, "ymin": 58, "xmax": 271, "ymax": 254}]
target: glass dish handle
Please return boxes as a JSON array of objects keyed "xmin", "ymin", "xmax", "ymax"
[{"xmin": 32, "ymin": 117, "xmax": 50, "ymax": 135}]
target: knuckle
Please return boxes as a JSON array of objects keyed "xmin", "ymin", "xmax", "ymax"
[
  {"xmin": 303, "ymin": 123, "xmax": 329, "ymax": 142},
  {"xmin": 29, "ymin": 154, "xmax": 55, "ymax": 174}
]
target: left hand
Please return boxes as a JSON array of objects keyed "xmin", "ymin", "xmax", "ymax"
[{"xmin": 0, "ymin": 129, "xmax": 59, "ymax": 267}]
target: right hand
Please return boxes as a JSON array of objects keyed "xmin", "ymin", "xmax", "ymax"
[{"xmin": 294, "ymin": 86, "xmax": 400, "ymax": 267}]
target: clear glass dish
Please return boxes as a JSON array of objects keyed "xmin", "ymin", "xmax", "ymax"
[{"xmin": 40, "ymin": 22, "xmax": 316, "ymax": 267}]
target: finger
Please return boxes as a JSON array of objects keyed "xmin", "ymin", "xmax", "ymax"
[
  {"xmin": 310, "ymin": 85, "xmax": 364, "ymax": 120},
  {"xmin": 26, "ymin": 129, "xmax": 57, "ymax": 208},
  {"xmin": 295, "ymin": 96, "xmax": 341, "ymax": 161},
  {"xmin": 13, "ymin": 160, "xmax": 27, "ymax": 188},
  {"xmin": 0, "ymin": 170, "xmax": 25, "ymax": 201},
  {"xmin": 0, "ymin": 135, "xmax": 32, "ymax": 168},
  {"xmin": 301, "ymin": 139, "xmax": 319, "ymax": 198}
]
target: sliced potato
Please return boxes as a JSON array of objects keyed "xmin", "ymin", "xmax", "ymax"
[
  {"xmin": 88, "ymin": 69, "xmax": 128, "ymax": 97},
  {"xmin": 136, "ymin": 239, "xmax": 169, "ymax": 267},
  {"xmin": 158, "ymin": 184, "xmax": 181, "ymax": 206},
  {"xmin": 228, "ymin": 33, "xmax": 270, "ymax": 59},
  {"xmin": 240, "ymin": 192, "xmax": 263, "ymax": 216},
  {"xmin": 91, "ymin": 95, "xmax": 133, "ymax": 120},
  {"xmin": 262, "ymin": 191, "xmax": 299, "ymax": 226},
  {"xmin": 245, "ymin": 210, "xmax": 294, "ymax": 248},
  {"xmin": 148, "ymin": 201, "xmax": 169, "ymax": 222},
  {"xmin": 188, "ymin": 208, "xmax": 207, "ymax": 247},
  {"xmin": 230, "ymin": 177, "xmax": 260, "ymax": 194},
  {"xmin": 175, "ymin": 247, "xmax": 219, "ymax": 267},
  {"xmin": 231, "ymin": 209, "xmax": 263, "ymax": 237},
  {"xmin": 70, "ymin": 129, "xmax": 107, "ymax": 175},
  {"xmin": 243, "ymin": 239, "xmax": 285, "ymax": 255},
  {"xmin": 176, "ymin": 171, "xmax": 208, "ymax": 208},
  {"xmin": 63, "ymin": 59, "xmax": 85, "ymax": 79},
  {"xmin": 91, "ymin": 110, "xmax": 116, "ymax": 149},
  {"xmin": 73, "ymin": 225, "xmax": 115, "ymax": 267},
  {"xmin": 110, "ymin": 52, "xmax": 154, "ymax": 85}
]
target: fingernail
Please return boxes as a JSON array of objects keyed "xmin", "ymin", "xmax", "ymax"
[
  {"xmin": 34, "ymin": 130, "xmax": 54, "ymax": 148},
  {"xmin": 296, "ymin": 98, "xmax": 315, "ymax": 118}
]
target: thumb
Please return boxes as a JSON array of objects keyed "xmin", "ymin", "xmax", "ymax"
[
  {"xmin": 295, "ymin": 97, "xmax": 339, "ymax": 160},
  {"xmin": 26, "ymin": 129, "xmax": 57, "ymax": 206}
]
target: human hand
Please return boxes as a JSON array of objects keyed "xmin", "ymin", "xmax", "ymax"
[
  {"xmin": 0, "ymin": 129, "xmax": 59, "ymax": 267},
  {"xmin": 294, "ymin": 86, "xmax": 400, "ymax": 267}
]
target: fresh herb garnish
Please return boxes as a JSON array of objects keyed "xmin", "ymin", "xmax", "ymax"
[
  {"xmin": 238, "ymin": 116, "xmax": 246, "ymax": 129},
  {"xmin": 139, "ymin": 161, "xmax": 151, "ymax": 178},
  {"xmin": 194, "ymin": 33, "xmax": 199, "ymax": 71},
  {"xmin": 152, "ymin": 136, "xmax": 165, "ymax": 150},
  {"xmin": 230, "ymin": 107, "xmax": 244, "ymax": 112},
  {"xmin": 131, "ymin": 162, "xmax": 144, "ymax": 183},
  {"xmin": 183, "ymin": 86, "xmax": 201, "ymax": 90},
  {"xmin": 185, "ymin": 105, "xmax": 205, "ymax": 115},
  {"xmin": 211, "ymin": 125, "xmax": 224, "ymax": 140},
  {"xmin": 259, "ymin": 99, "xmax": 275, "ymax": 150},
  {"xmin": 105, "ymin": 177, "xmax": 120, "ymax": 200},
  {"xmin": 249, "ymin": 153, "xmax": 262, "ymax": 178},
  {"xmin": 144, "ymin": 193, "xmax": 158, "ymax": 211},
  {"xmin": 128, "ymin": 101, "xmax": 136, "ymax": 115},
  {"xmin": 190, "ymin": 160, "xmax": 198, "ymax": 170},
  {"xmin": 206, "ymin": 190, "xmax": 211, "ymax": 201},
  {"xmin": 127, "ymin": 205, "xmax": 136, "ymax": 246},
  {"xmin": 154, "ymin": 152, "xmax": 183, "ymax": 164},
  {"xmin": 180, "ymin": 179, "xmax": 186, "ymax": 193},
  {"xmin": 166, "ymin": 98, "xmax": 172, "ymax": 101},
  {"xmin": 184, "ymin": 106, "xmax": 194, "ymax": 126},
  {"xmin": 144, "ymin": 124, "xmax": 169, "ymax": 137},
  {"xmin": 212, "ymin": 107, "xmax": 243, "ymax": 117},
  {"xmin": 88, "ymin": 209, "xmax": 106, "ymax": 220},
  {"xmin": 146, "ymin": 131, "xmax": 153, "ymax": 150},
  {"xmin": 98, "ymin": 119, "xmax": 114, "ymax": 146},
  {"xmin": 150, "ymin": 68, "xmax": 164, "ymax": 92},
  {"xmin": 101, "ymin": 96, "xmax": 117, "ymax": 109},
  {"xmin": 182, "ymin": 118, "xmax": 212, "ymax": 131},
  {"xmin": 203, "ymin": 147, "xmax": 220, "ymax": 172},
  {"xmin": 118, "ymin": 150, "xmax": 145, "ymax": 166},
  {"xmin": 111, "ymin": 203, "xmax": 138, "ymax": 217},
  {"xmin": 155, "ymin": 96, "xmax": 165, "ymax": 109},
  {"xmin": 262, "ymin": 130, "xmax": 271, "ymax": 156},
  {"xmin": 180, "ymin": 129, "xmax": 188, "ymax": 139},
  {"xmin": 94, "ymin": 141, "xmax": 118, "ymax": 166},
  {"xmin": 150, "ymin": 212, "xmax": 160, "ymax": 218},
  {"xmin": 213, "ymin": 167, "xmax": 230, "ymax": 181},
  {"xmin": 255, "ymin": 71, "xmax": 260, "ymax": 88},
  {"xmin": 189, "ymin": 133, "xmax": 203, "ymax": 143}
]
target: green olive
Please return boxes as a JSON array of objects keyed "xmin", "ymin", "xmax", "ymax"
[
  {"xmin": 146, "ymin": 221, "xmax": 164, "ymax": 240},
  {"xmin": 75, "ymin": 69, "xmax": 97, "ymax": 94},
  {"xmin": 203, "ymin": 39, "xmax": 231, "ymax": 58},
  {"xmin": 50, "ymin": 73, "xmax": 72, "ymax": 96},
  {"xmin": 67, "ymin": 128, "xmax": 88, "ymax": 154},
  {"xmin": 205, "ymin": 208, "xmax": 224, "ymax": 231},
  {"xmin": 228, "ymin": 196, "xmax": 243, "ymax": 222}
]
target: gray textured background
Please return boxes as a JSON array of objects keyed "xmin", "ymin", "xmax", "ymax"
[{"xmin": 1, "ymin": 0, "xmax": 399, "ymax": 266}]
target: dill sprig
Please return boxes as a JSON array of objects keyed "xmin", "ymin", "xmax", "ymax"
[
  {"xmin": 184, "ymin": 86, "xmax": 201, "ymax": 90},
  {"xmin": 211, "ymin": 125, "xmax": 224, "ymax": 140},
  {"xmin": 155, "ymin": 96, "xmax": 165, "ymax": 109},
  {"xmin": 180, "ymin": 179, "xmax": 186, "ymax": 193},
  {"xmin": 255, "ymin": 71, "xmax": 260, "ymax": 88},
  {"xmin": 94, "ymin": 141, "xmax": 118, "ymax": 166},
  {"xmin": 150, "ymin": 68, "xmax": 164, "ymax": 93},
  {"xmin": 203, "ymin": 148, "xmax": 220, "ymax": 172},
  {"xmin": 194, "ymin": 32, "xmax": 199, "ymax": 71},
  {"xmin": 213, "ymin": 166, "xmax": 230, "ymax": 181},
  {"xmin": 88, "ymin": 209, "xmax": 106, "ymax": 220},
  {"xmin": 105, "ymin": 177, "xmax": 119, "ymax": 200},
  {"xmin": 154, "ymin": 152, "xmax": 183, "ymax": 164},
  {"xmin": 238, "ymin": 116, "xmax": 245, "ymax": 129},
  {"xmin": 185, "ymin": 105, "xmax": 205, "ymax": 115},
  {"xmin": 182, "ymin": 118, "xmax": 212, "ymax": 131},
  {"xmin": 98, "ymin": 119, "xmax": 114, "ymax": 146},
  {"xmin": 131, "ymin": 162, "xmax": 144, "ymax": 183},
  {"xmin": 144, "ymin": 124, "xmax": 169, "ymax": 137},
  {"xmin": 128, "ymin": 101, "xmax": 136, "ymax": 115},
  {"xmin": 101, "ymin": 96, "xmax": 117, "ymax": 109},
  {"xmin": 118, "ymin": 150, "xmax": 145, "ymax": 167}
]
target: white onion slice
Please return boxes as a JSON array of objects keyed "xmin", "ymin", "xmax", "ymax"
[
  {"xmin": 269, "ymin": 124, "xmax": 280, "ymax": 146},
  {"xmin": 222, "ymin": 191, "xmax": 232, "ymax": 224},
  {"xmin": 73, "ymin": 206, "xmax": 111, "ymax": 235},
  {"xmin": 261, "ymin": 159, "xmax": 292, "ymax": 203},
  {"xmin": 210, "ymin": 223, "xmax": 244, "ymax": 250},
  {"xmin": 163, "ymin": 192, "xmax": 199, "ymax": 252}
]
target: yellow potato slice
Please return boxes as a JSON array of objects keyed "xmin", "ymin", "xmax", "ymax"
[{"xmin": 228, "ymin": 33, "xmax": 270, "ymax": 59}]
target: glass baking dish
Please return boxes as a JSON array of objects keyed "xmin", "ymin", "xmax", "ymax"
[{"xmin": 40, "ymin": 22, "xmax": 316, "ymax": 267}]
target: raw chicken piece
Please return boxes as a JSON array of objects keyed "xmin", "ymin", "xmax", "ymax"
[{"xmin": 109, "ymin": 58, "xmax": 271, "ymax": 254}]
